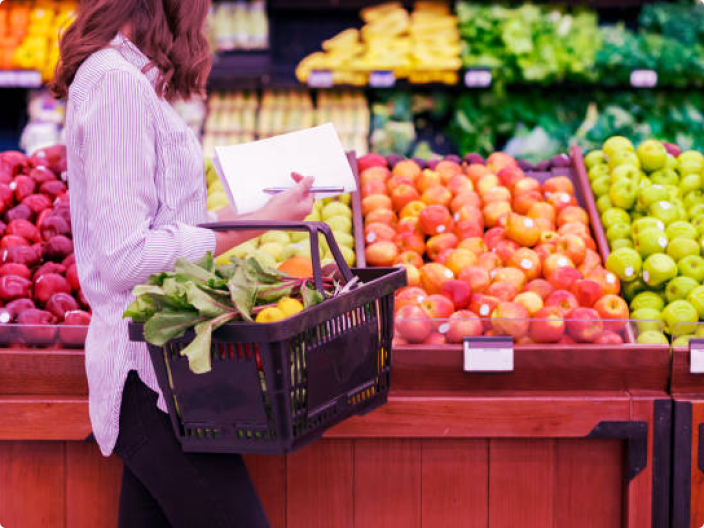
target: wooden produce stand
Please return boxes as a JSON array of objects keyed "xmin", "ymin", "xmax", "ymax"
[
  {"xmin": 0, "ymin": 343, "xmax": 672, "ymax": 528},
  {"xmin": 671, "ymin": 341, "xmax": 704, "ymax": 528}
]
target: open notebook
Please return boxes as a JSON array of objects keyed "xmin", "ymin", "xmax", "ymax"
[{"xmin": 212, "ymin": 123, "xmax": 357, "ymax": 215}]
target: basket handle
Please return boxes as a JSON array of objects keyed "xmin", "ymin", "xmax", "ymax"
[{"xmin": 198, "ymin": 220, "xmax": 355, "ymax": 295}]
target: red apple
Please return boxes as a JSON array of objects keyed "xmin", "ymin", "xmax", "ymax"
[
  {"xmin": 420, "ymin": 263, "xmax": 454, "ymax": 295},
  {"xmin": 395, "ymin": 286, "xmax": 428, "ymax": 311},
  {"xmin": 566, "ymin": 307, "xmax": 603, "ymax": 343},
  {"xmin": 364, "ymin": 222, "xmax": 396, "ymax": 245},
  {"xmin": 545, "ymin": 290, "xmax": 579, "ymax": 315},
  {"xmin": 59, "ymin": 310, "xmax": 92, "ymax": 346},
  {"xmin": 457, "ymin": 266, "xmax": 490, "ymax": 294},
  {"xmin": 420, "ymin": 294, "xmax": 455, "ymax": 324},
  {"xmin": 529, "ymin": 306, "xmax": 565, "ymax": 343},
  {"xmin": 423, "ymin": 332, "xmax": 447, "ymax": 345},
  {"xmin": 395, "ymin": 305, "xmax": 432, "ymax": 344},
  {"xmin": 486, "ymin": 281, "xmax": 518, "ymax": 302},
  {"xmin": 491, "ymin": 301, "xmax": 530, "ymax": 338},
  {"xmin": 523, "ymin": 279, "xmax": 553, "ymax": 301},
  {"xmin": 570, "ymin": 279, "xmax": 603, "ymax": 308},
  {"xmin": 594, "ymin": 294, "xmax": 629, "ymax": 333},
  {"xmin": 445, "ymin": 310, "xmax": 483, "ymax": 343},
  {"xmin": 358, "ymin": 153, "xmax": 388, "ymax": 172},
  {"xmin": 595, "ymin": 331, "xmax": 624, "ymax": 345},
  {"xmin": 440, "ymin": 280, "xmax": 473, "ymax": 311},
  {"xmin": 365, "ymin": 241, "xmax": 399, "ymax": 267},
  {"xmin": 419, "ymin": 204, "xmax": 454, "ymax": 236},
  {"xmin": 34, "ymin": 272, "xmax": 71, "ymax": 305}
]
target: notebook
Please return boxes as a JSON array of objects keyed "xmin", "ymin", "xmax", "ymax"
[{"xmin": 212, "ymin": 123, "xmax": 357, "ymax": 215}]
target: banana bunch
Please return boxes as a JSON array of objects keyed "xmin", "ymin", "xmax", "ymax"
[{"xmin": 296, "ymin": 1, "xmax": 460, "ymax": 86}]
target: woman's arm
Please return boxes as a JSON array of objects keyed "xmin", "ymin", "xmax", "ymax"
[{"xmin": 80, "ymin": 70, "xmax": 218, "ymax": 292}]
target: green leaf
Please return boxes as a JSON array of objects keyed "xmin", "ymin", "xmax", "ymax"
[
  {"xmin": 228, "ymin": 265, "xmax": 257, "ymax": 321},
  {"xmin": 196, "ymin": 251, "xmax": 215, "ymax": 273},
  {"xmin": 123, "ymin": 295, "xmax": 157, "ymax": 323},
  {"xmin": 131, "ymin": 284, "xmax": 166, "ymax": 298},
  {"xmin": 256, "ymin": 282, "xmax": 295, "ymax": 304},
  {"xmin": 173, "ymin": 258, "xmax": 216, "ymax": 283},
  {"xmin": 180, "ymin": 312, "xmax": 238, "ymax": 374},
  {"xmin": 185, "ymin": 282, "xmax": 233, "ymax": 318},
  {"xmin": 144, "ymin": 310, "xmax": 204, "ymax": 347},
  {"xmin": 301, "ymin": 282, "xmax": 324, "ymax": 309}
]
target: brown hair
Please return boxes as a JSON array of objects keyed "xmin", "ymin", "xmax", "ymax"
[{"xmin": 50, "ymin": 0, "xmax": 212, "ymax": 102}]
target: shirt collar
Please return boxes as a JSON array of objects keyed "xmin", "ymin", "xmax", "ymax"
[{"xmin": 109, "ymin": 32, "xmax": 159, "ymax": 88}]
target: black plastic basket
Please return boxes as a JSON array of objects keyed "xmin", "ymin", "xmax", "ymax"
[{"xmin": 129, "ymin": 221, "xmax": 406, "ymax": 455}]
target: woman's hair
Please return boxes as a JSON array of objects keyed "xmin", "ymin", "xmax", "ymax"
[{"xmin": 50, "ymin": 0, "xmax": 212, "ymax": 102}]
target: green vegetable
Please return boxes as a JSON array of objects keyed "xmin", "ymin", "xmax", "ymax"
[{"xmin": 125, "ymin": 253, "xmax": 341, "ymax": 374}]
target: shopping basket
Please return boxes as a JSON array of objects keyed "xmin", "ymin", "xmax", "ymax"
[{"xmin": 128, "ymin": 221, "xmax": 406, "ymax": 455}]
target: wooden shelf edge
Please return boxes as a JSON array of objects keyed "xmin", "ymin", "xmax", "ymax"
[{"xmin": 0, "ymin": 397, "xmax": 90, "ymax": 441}]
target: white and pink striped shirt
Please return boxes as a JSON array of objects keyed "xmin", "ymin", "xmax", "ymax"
[{"xmin": 65, "ymin": 33, "xmax": 216, "ymax": 456}]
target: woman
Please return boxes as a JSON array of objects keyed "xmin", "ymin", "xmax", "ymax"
[{"xmin": 50, "ymin": 1, "xmax": 313, "ymax": 526}]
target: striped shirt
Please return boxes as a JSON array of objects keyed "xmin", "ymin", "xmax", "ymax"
[{"xmin": 65, "ymin": 33, "xmax": 216, "ymax": 456}]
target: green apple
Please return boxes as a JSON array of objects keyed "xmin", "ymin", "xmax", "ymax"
[
  {"xmin": 666, "ymin": 276, "xmax": 700, "ymax": 303},
  {"xmin": 609, "ymin": 179, "xmax": 638, "ymax": 209},
  {"xmin": 609, "ymin": 151, "xmax": 640, "ymax": 171},
  {"xmin": 650, "ymin": 201, "xmax": 680, "ymax": 225},
  {"xmin": 634, "ymin": 228, "xmax": 668, "ymax": 257},
  {"xmin": 322, "ymin": 201, "xmax": 352, "ymax": 221},
  {"xmin": 584, "ymin": 150, "xmax": 607, "ymax": 169},
  {"xmin": 683, "ymin": 191, "xmax": 704, "ymax": 212},
  {"xmin": 673, "ymin": 335, "xmax": 695, "ymax": 347},
  {"xmin": 611, "ymin": 164, "xmax": 640, "ymax": 184},
  {"xmin": 596, "ymin": 195, "xmax": 613, "ymax": 214},
  {"xmin": 283, "ymin": 242, "xmax": 309, "ymax": 260},
  {"xmin": 689, "ymin": 205, "xmax": 704, "ymax": 221},
  {"xmin": 332, "ymin": 231, "xmax": 355, "ymax": 249},
  {"xmin": 250, "ymin": 248, "xmax": 279, "ymax": 269},
  {"xmin": 666, "ymin": 221, "xmax": 698, "ymax": 240},
  {"xmin": 339, "ymin": 245, "xmax": 356, "ymax": 267},
  {"xmin": 622, "ymin": 276, "xmax": 647, "ymax": 301},
  {"xmin": 258, "ymin": 242, "xmax": 286, "ymax": 262},
  {"xmin": 631, "ymin": 291, "xmax": 665, "ymax": 312},
  {"xmin": 662, "ymin": 299, "xmax": 699, "ymax": 334},
  {"xmin": 666, "ymin": 154, "xmax": 678, "ymax": 170},
  {"xmin": 632, "ymin": 308, "xmax": 664, "ymax": 334},
  {"xmin": 667, "ymin": 238, "xmax": 700, "ymax": 261},
  {"xmin": 693, "ymin": 216, "xmax": 704, "ymax": 237},
  {"xmin": 678, "ymin": 150, "xmax": 704, "ymax": 165},
  {"xmin": 230, "ymin": 240, "xmax": 258, "ymax": 259},
  {"xmin": 636, "ymin": 330, "xmax": 669, "ymax": 345},
  {"xmin": 664, "ymin": 184, "xmax": 683, "ymax": 201},
  {"xmin": 325, "ymin": 215, "xmax": 352, "ymax": 233},
  {"xmin": 588, "ymin": 162, "xmax": 610, "ymax": 181},
  {"xmin": 606, "ymin": 223, "xmax": 632, "ymax": 243},
  {"xmin": 631, "ymin": 211, "xmax": 646, "ymax": 223},
  {"xmin": 696, "ymin": 327, "xmax": 704, "ymax": 338},
  {"xmin": 680, "ymin": 173, "xmax": 702, "ymax": 194},
  {"xmin": 637, "ymin": 139, "xmax": 668, "ymax": 172},
  {"xmin": 339, "ymin": 193, "xmax": 352, "ymax": 206},
  {"xmin": 650, "ymin": 168, "xmax": 679, "ymax": 186},
  {"xmin": 601, "ymin": 208, "xmax": 631, "ymax": 229},
  {"xmin": 611, "ymin": 238, "xmax": 633, "ymax": 250},
  {"xmin": 677, "ymin": 151, "xmax": 704, "ymax": 175},
  {"xmin": 305, "ymin": 210, "xmax": 321, "ymax": 222},
  {"xmin": 289, "ymin": 230, "xmax": 309, "ymax": 243},
  {"xmin": 633, "ymin": 217, "xmax": 666, "ymax": 234},
  {"xmin": 642, "ymin": 253, "xmax": 678, "ymax": 287},
  {"xmin": 604, "ymin": 136, "xmax": 635, "ymax": 157},
  {"xmin": 637, "ymin": 185, "xmax": 669, "ymax": 209},
  {"xmin": 260, "ymin": 230, "xmax": 291, "ymax": 246},
  {"xmin": 606, "ymin": 247, "xmax": 642, "ymax": 282},
  {"xmin": 678, "ymin": 255, "xmax": 704, "ymax": 282},
  {"xmin": 686, "ymin": 285, "xmax": 704, "ymax": 318},
  {"xmin": 591, "ymin": 175, "xmax": 612, "ymax": 197}
]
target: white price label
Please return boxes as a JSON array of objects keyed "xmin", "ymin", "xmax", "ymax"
[
  {"xmin": 308, "ymin": 70, "xmax": 333, "ymax": 89},
  {"xmin": 463, "ymin": 339, "xmax": 514, "ymax": 372},
  {"xmin": 0, "ymin": 70, "xmax": 42, "ymax": 88},
  {"xmin": 690, "ymin": 339, "xmax": 704, "ymax": 375},
  {"xmin": 369, "ymin": 70, "xmax": 396, "ymax": 88},
  {"xmin": 630, "ymin": 70, "xmax": 657, "ymax": 88},
  {"xmin": 464, "ymin": 69, "xmax": 492, "ymax": 88}
]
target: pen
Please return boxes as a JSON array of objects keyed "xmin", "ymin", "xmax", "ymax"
[{"xmin": 263, "ymin": 186, "xmax": 345, "ymax": 195}]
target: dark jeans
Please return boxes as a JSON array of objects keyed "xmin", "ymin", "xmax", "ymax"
[{"xmin": 114, "ymin": 371, "xmax": 270, "ymax": 528}]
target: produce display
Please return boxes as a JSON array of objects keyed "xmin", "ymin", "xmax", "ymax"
[
  {"xmin": 296, "ymin": 1, "xmax": 461, "ymax": 86},
  {"xmin": 0, "ymin": 146, "xmax": 91, "ymax": 346},
  {"xmin": 587, "ymin": 137, "xmax": 704, "ymax": 345},
  {"xmin": 125, "ymin": 251, "xmax": 348, "ymax": 373},
  {"xmin": 0, "ymin": 0, "xmax": 76, "ymax": 81},
  {"xmin": 457, "ymin": 3, "xmax": 599, "ymax": 86},
  {"xmin": 202, "ymin": 90, "xmax": 369, "ymax": 158},
  {"xmin": 357, "ymin": 151, "xmax": 632, "ymax": 346},
  {"xmin": 207, "ymin": 0, "xmax": 269, "ymax": 52}
]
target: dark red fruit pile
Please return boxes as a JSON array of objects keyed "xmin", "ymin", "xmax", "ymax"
[{"xmin": 0, "ymin": 146, "xmax": 91, "ymax": 346}]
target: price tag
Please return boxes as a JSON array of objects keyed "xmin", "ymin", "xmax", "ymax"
[
  {"xmin": 630, "ymin": 70, "xmax": 657, "ymax": 88},
  {"xmin": 308, "ymin": 70, "xmax": 333, "ymax": 89},
  {"xmin": 690, "ymin": 339, "xmax": 704, "ymax": 375},
  {"xmin": 464, "ymin": 69, "xmax": 492, "ymax": 88},
  {"xmin": 0, "ymin": 70, "xmax": 42, "ymax": 88},
  {"xmin": 463, "ymin": 337, "xmax": 514, "ymax": 373},
  {"xmin": 369, "ymin": 70, "xmax": 396, "ymax": 88}
]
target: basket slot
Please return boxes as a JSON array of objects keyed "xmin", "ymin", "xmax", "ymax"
[{"xmin": 185, "ymin": 426, "xmax": 221, "ymax": 439}]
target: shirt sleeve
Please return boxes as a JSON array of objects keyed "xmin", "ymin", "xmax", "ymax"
[{"xmin": 80, "ymin": 69, "xmax": 216, "ymax": 293}]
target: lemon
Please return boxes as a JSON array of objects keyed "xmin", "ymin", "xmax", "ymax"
[
  {"xmin": 277, "ymin": 297, "xmax": 304, "ymax": 317},
  {"xmin": 207, "ymin": 193, "xmax": 230, "ymax": 211},
  {"xmin": 256, "ymin": 307, "xmax": 287, "ymax": 323}
]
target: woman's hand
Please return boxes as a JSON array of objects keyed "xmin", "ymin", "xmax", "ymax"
[
  {"xmin": 211, "ymin": 172, "xmax": 315, "ymax": 256},
  {"xmin": 261, "ymin": 172, "xmax": 315, "ymax": 222}
]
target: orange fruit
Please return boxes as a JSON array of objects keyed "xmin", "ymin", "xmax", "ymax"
[{"xmin": 278, "ymin": 256, "xmax": 314, "ymax": 278}]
